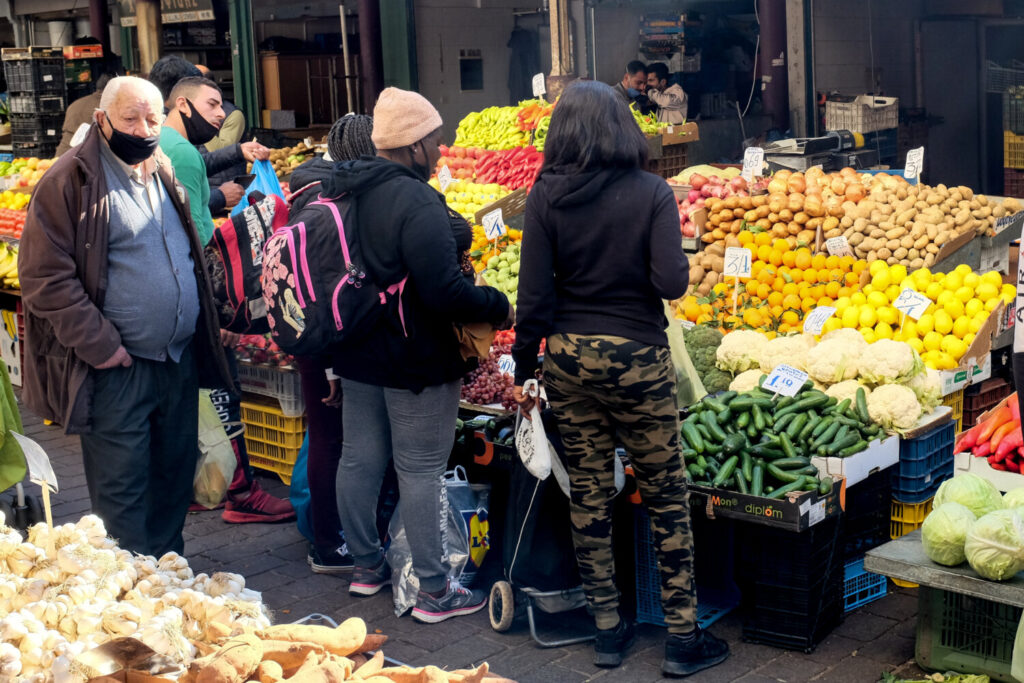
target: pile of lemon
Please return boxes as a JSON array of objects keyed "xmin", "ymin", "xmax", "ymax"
[
  {"xmin": 0, "ymin": 190, "xmax": 29, "ymax": 211},
  {"xmin": 820, "ymin": 261, "xmax": 1014, "ymax": 370}
]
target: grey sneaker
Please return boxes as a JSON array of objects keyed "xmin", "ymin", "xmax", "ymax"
[
  {"xmin": 411, "ymin": 579, "xmax": 487, "ymax": 623},
  {"xmin": 349, "ymin": 558, "xmax": 390, "ymax": 596}
]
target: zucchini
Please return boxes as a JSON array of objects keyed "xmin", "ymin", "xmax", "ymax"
[
  {"xmin": 775, "ymin": 394, "xmax": 830, "ymax": 419},
  {"xmin": 681, "ymin": 423, "xmax": 705, "ymax": 453},
  {"xmin": 716, "ymin": 391, "xmax": 738, "ymax": 406},
  {"xmin": 751, "ymin": 465, "xmax": 764, "ymax": 497},
  {"xmin": 818, "ymin": 476, "xmax": 834, "ymax": 495},
  {"xmin": 696, "ymin": 424, "xmax": 712, "ymax": 441},
  {"xmin": 721, "ymin": 433, "xmax": 746, "ymax": 456},
  {"xmin": 737, "ymin": 411, "xmax": 751, "ymax": 429},
  {"xmin": 779, "ymin": 433, "xmax": 798, "ymax": 460},
  {"xmin": 785, "ymin": 413, "xmax": 808, "ymax": 440},
  {"xmin": 741, "ymin": 452, "xmax": 753, "ymax": 483},
  {"xmin": 856, "ymin": 386, "xmax": 871, "ymax": 424},
  {"xmin": 772, "ymin": 456, "xmax": 811, "ymax": 469},
  {"xmin": 700, "ymin": 410, "xmax": 728, "ymax": 442},
  {"xmin": 799, "ymin": 415, "xmax": 820, "ymax": 443},
  {"xmin": 774, "ymin": 413, "xmax": 796, "ymax": 433},
  {"xmin": 767, "ymin": 462, "xmax": 802, "ymax": 484},
  {"xmin": 829, "ymin": 398, "xmax": 851, "ymax": 417},
  {"xmin": 827, "ymin": 432, "xmax": 861, "ymax": 455},
  {"xmin": 686, "ymin": 464, "xmax": 704, "ymax": 479},
  {"xmin": 703, "ymin": 397, "xmax": 727, "ymax": 413},
  {"xmin": 767, "ymin": 477, "xmax": 809, "ymax": 499},
  {"xmin": 812, "ymin": 421, "xmax": 840, "ymax": 450},
  {"xmin": 735, "ymin": 474, "xmax": 749, "ymax": 494},
  {"xmin": 696, "ymin": 455, "xmax": 708, "ymax": 469},
  {"xmin": 837, "ymin": 440, "xmax": 868, "ymax": 457},
  {"xmin": 746, "ymin": 423, "xmax": 759, "ymax": 439},
  {"xmin": 752, "ymin": 404, "xmax": 766, "ymax": 431},
  {"xmin": 730, "ymin": 396, "xmax": 775, "ymax": 412},
  {"xmin": 712, "ymin": 456, "xmax": 740, "ymax": 487}
]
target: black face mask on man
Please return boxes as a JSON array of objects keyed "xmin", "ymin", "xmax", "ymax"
[
  {"xmin": 101, "ymin": 111, "xmax": 160, "ymax": 166},
  {"xmin": 181, "ymin": 99, "xmax": 220, "ymax": 145}
]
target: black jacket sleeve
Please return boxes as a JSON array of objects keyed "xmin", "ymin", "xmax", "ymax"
[
  {"xmin": 208, "ymin": 188, "xmax": 226, "ymax": 214},
  {"xmin": 511, "ymin": 188, "xmax": 553, "ymax": 385},
  {"xmin": 199, "ymin": 144, "xmax": 245, "ymax": 176}
]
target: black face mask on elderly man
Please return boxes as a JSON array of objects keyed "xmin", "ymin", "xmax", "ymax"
[{"xmin": 101, "ymin": 111, "xmax": 160, "ymax": 166}]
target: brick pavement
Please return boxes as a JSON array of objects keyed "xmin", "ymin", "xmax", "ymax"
[{"xmin": 19, "ymin": 400, "xmax": 936, "ymax": 682}]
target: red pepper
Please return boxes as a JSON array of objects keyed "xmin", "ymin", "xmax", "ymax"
[
  {"xmin": 975, "ymin": 441, "xmax": 993, "ymax": 458},
  {"xmin": 1010, "ymin": 393, "xmax": 1020, "ymax": 421},
  {"xmin": 991, "ymin": 451, "xmax": 1008, "ymax": 464},
  {"xmin": 991, "ymin": 419, "xmax": 1021, "ymax": 451},
  {"xmin": 992, "ymin": 462, "xmax": 1009, "ymax": 471},
  {"xmin": 995, "ymin": 423, "xmax": 1024, "ymax": 460},
  {"xmin": 979, "ymin": 406, "xmax": 1013, "ymax": 443},
  {"xmin": 956, "ymin": 422, "xmax": 985, "ymax": 452},
  {"xmin": 1006, "ymin": 459, "xmax": 1021, "ymax": 473}
]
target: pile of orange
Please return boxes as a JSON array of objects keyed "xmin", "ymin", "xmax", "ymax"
[
  {"xmin": 469, "ymin": 224, "xmax": 523, "ymax": 272},
  {"xmin": 678, "ymin": 233, "xmax": 868, "ymax": 336}
]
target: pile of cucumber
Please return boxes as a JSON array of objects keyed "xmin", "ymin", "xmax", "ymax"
[{"xmin": 681, "ymin": 382, "xmax": 883, "ymax": 499}]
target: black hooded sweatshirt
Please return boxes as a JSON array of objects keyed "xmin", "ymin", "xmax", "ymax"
[
  {"xmin": 511, "ymin": 167, "xmax": 688, "ymax": 385},
  {"xmin": 322, "ymin": 156, "xmax": 509, "ymax": 392}
]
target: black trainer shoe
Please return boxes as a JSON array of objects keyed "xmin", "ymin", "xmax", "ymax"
[
  {"xmin": 349, "ymin": 558, "xmax": 390, "ymax": 596},
  {"xmin": 662, "ymin": 627, "xmax": 730, "ymax": 678},
  {"xmin": 411, "ymin": 579, "xmax": 487, "ymax": 624},
  {"xmin": 309, "ymin": 544, "xmax": 355, "ymax": 574},
  {"xmin": 594, "ymin": 618, "xmax": 635, "ymax": 668}
]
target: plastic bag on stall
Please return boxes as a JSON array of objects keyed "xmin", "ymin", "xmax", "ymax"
[
  {"xmin": 445, "ymin": 467, "xmax": 491, "ymax": 586},
  {"xmin": 194, "ymin": 390, "xmax": 241, "ymax": 509},
  {"xmin": 230, "ymin": 159, "xmax": 285, "ymax": 217},
  {"xmin": 385, "ymin": 467, "xmax": 488, "ymax": 616},
  {"xmin": 665, "ymin": 301, "xmax": 706, "ymax": 407}
]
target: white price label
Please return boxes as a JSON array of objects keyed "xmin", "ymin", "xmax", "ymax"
[
  {"xmin": 723, "ymin": 247, "xmax": 753, "ymax": 278},
  {"xmin": 808, "ymin": 500, "xmax": 827, "ymax": 525},
  {"xmin": 497, "ymin": 354, "xmax": 516, "ymax": 376},
  {"xmin": 483, "ymin": 208, "xmax": 506, "ymax": 239},
  {"xmin": 825, "ymin": 236, "xmax": 853, "ymax": 258},
  {"xmin": 43, "ymin": 74, "xmax": 52, "ymax": 82},
  {"xmin": 893, "ymin": 288, "xmax": 932, "ymax": 320},
  {"xmin": 437, "ymin": 164, "xmax": 453, "ymax": 193},
  {"xmin": 741, "ymin": 147, "xmax": 764, "ymax": 182},
  {"xmin": 532, "ymin": 73, "xmax": 546, "ymax": 97},
  {"xmin": 763, "ymin": 364, "xmax": 809, "ymax": 397},
  {"xmin": 680, "ymin": 320, "xmax": 695, "ymax": 330},
  {"xmin": 905, "ymin": 147, "xmax": 925, "ymax": 181},
  {"xmin": 802, "ymin": 306, "xmax": 836, "ymax": 336}
]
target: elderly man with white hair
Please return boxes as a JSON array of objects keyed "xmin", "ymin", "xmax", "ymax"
[{"xmin": 17, "ymin": 75, "xmax": 233, "ymax": 556}]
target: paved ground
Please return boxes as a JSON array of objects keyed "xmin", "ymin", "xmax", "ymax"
[{"xmin": 21, "ymin": 399, "xmax": 938, "ymax": 683}]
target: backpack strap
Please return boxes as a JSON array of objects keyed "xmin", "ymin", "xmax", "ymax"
[{"xmin": 312, "ymin": 198, "xmax": 354, "ymax": 269}]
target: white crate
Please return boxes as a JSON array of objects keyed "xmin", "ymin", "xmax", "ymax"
[
  {"xmin": 236, "ymin": 362, "xmax": 304, "ymax": 417},
  {"xmin": 825, "ymin": 95, "xmax": 899, "ymax": 133}
]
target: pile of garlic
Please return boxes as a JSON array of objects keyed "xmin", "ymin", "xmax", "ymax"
[{"xmin": 0, "ymin": 513, "xmax": 271, "ymax": 682}]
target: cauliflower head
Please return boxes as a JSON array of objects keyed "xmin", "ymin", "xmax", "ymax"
[
  {"xmin": 858, "ymin": 339, "xmax": 924, "ymax": 385},
  {"xmin": 758, "ymin": 335, "xmax": 815, "ymax": 373},
  {"xmin": 825, "ymin": 379, "xmax": 870, "ymax": 404},
  {"xmin": 906, "ymin": 367, "xmax": 942, "ymax": 413},
  {"xmin": 806, "ymin": 337, "xmax": 861, "ymax": 384},
  {"xmin": 822, "ymin": 327, "xmax": 869, "ymax": 352},
  {"xmin": 867, "ymin": 384, "xmax": 923, "ymax": 432},
  {"xmin": 716, "ymin": 330, "xmax": 767, "ymax": 373},
  {"xmin": 729, "ymin": 369, "xmax": 765, "ymax": 393}
]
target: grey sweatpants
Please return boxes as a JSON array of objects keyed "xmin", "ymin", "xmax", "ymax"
[{"xmin": 336, "ymin": 378, "xmax": 461, "ymax": 593}]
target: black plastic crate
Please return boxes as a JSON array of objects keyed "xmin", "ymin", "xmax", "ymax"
[
  {"xmin": 742, "ymin": 595, "xmax": 844, "ymax": 653},
  {"xmin": 8, "ymin": 94, "xmax": 65, "ymax": 115},
  {"xmin": 736, "ymin": 513, "xmax": 844, "ymax": 583},
  {"xmin": 12, "ymin": 141, "xmax": 56, "ymax": 158},
  {"xmin": 10, "ymin": 113, "xmax": 62, "ymax": 145},
  {"xmin": 740, "ymin": 575, "xmax": 842, "ymax": 615},
  {"xmin": 841, "ymin": 467, "xmax": 893, "ymax": 559},
  {"xmin": 3, "ymin": 57, "xmax": 65, "ymax": 95}
]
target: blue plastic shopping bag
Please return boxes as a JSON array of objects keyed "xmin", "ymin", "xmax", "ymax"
[
  {"xmin": 230, "ymin": 159, "xmax": 285, "ymax": 217},
  {"xmin": 289, "ymin": 432, "xmax": 315, "ymax": 543}
]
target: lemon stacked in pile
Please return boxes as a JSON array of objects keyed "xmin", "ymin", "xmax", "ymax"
[{"xmin": 821, "ymin": 261, "xmax": 1014, "ymax": 370}]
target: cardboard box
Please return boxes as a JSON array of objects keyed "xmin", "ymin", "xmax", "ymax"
[
  {"xmin": 812, "ymin": 435, "xmax": 899, "ymax": 487},
  {"xmin": 661, "ymin": 121, "xmax": 700, "ymax": 146},
  {"xmin": 954, "ymin": 450, "xmax": 1024, "ymax": 493},
  {"xmin": 78, "ymin": 638, "xmax": 180, "ymax": 683},
  {"xmin": 937, "ymin": 301, "xmax": 1001, "ymax": 396},
  {"xmin": 63, "ymin": 44, "xmax": 103, "ymax": 60},
  {"xmin": 689, "ymin": 477, "xmax": 844, "ymax": 532}
]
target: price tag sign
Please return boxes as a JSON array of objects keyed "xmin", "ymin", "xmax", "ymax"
[
  {"xmin": 483, "ymin": 208, "xmax": 506, "ymax": 240},
  {"xmin": 893, "ymin": 288, "xmax": 932, "ymax": 320},
  {"xmin": 437, "ymin": 164, "xmax": 453, "ymax": 193},
  {"xmin": 497, "ymin": 354, "xmax": 516, "ymax": 377},
  {"xmin": 763, "ymin": 364, "xmax": 809, "ymax": 398},
  {"xmin": 723, "ymin": 247, "xmax": 753, "ymax": 278},
  {"xmin": 825, "ymin": 236, "xmax": 853, "ymax": 257},
  {"xmin": 680, "ymin": 320, "xmax": 695, "ymax": 330},
  {"xmin": 741, "ymin": 147, "xmax": 764, "ymax": 182},
  {"xmin": 905, "ymin": 147, "xmax": 925, "ymax": 181},
  {"xmin": 532, "ymin": 73, "xmax": 546, "ymax": 97},
  {"xmin": 802, "ymin": 306, "xmax": 836, "ymax": 336}
]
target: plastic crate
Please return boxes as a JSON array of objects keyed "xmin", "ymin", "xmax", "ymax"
[
  {"xmin": 963, "ymin": 379, "xmax": 1013, "ymax": 430},
  {"xmin": 648, "ymin": 143, "xmax": 688, "ymax": 179},
  {"xmin": 843, "ymin": 557, "xmax": 887, "ymax": 612},
  {"xmin": 236, "ymin": 362, "xmax": 304, "ymax": 416},
  {"xmin": 989, "ymin": 60, "xmax": 1024, "ymax": 93},
  {"xmin": 943, "ymin": 389, "xmax": 964, "ymax": 434},
  {"xmin": 841, "ymin": 466, "xmax": 893, "ymax": 559},
  {"xmin": 240, "ymin": 399, "xmax": 306, "ymax": 450},
  {"xmin": 1005, "ymin": 87, "xmax": 1024, "ymax": 134},
  {"xmin": 1, "ymin": 47, "xmax": 65, "ymax": 95},
  {"xmin": 8, "ymin": 94, "xmax": 65, "ymax": 115},
  {"xmin": 916, "ymin": 586, "xmax": 1021, "ymax": 681},
  {"xmin": 890, "ymin": 497, "xmax": 934, "ymax": 539},
  {"xmin": 12, "ymin": 142, "xmax": 56, "ymax": 159},
  {"xmin": 825, "ymin": 95, "xmax": 899, "ymax": 133},
  {"xmin": 10, "ymin": 113, "xmax": 62, "ymax": 146},
  {"xmin": 633, "ymin": 506, "xmax": 739, "ymax": 628},
  {"xmin": 891, "ymin": 421, "xmax": 956, "ymax": 503},
  {"xmin": 1005, "ymin": 131, "xmax": 1024, "ymax": 169},
  {"xmin": 1005, "ymin": 168, "xmax": 1024, "ymax": 197},
  {"xmin": 244, "ymin": 437, "xmax": 300, "ymax": 485}
]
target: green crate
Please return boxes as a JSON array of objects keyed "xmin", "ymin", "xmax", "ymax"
[{"xmin": 916, "ymin": 586, "xmax": 1021, "ymax": 682}]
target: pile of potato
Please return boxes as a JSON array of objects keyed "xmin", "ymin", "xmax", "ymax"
[
  {"xmin": 826, "ymin": 174, "xmax": 1024, "ymax": 268},
  {"xmin": 247, "ymin": 142, "xmax": 318, "ymax": 180},
  {"xmin": 687, "ymin": 242, "xmax": 726, "ymax": 297},
  {"xmin": 700, "ymin": 194, "xmax": 819, "ymax": 249}
]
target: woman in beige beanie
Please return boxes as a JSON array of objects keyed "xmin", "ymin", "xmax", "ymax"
[{"xmin": 317, "ymin": 87, "xmax": 513, "ymax": 624}]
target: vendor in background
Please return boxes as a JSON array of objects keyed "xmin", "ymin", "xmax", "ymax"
[
  {"xmin": 612, "ymin": 60, "xmax": 648, "ymax": 105},
  {"xmin": 56, "ymin": 57, "xmax": 125, "ymax": 157},
  {"xmin": 646, "ymin": 62, "xmax": 688, "ymax": 125},
  {"xmin": 511, "ymin": 80, "xmax": 729, "ymax": 677}
]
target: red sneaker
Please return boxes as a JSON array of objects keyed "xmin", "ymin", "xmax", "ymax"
[{"xmin": 222, "ymin": 481, "xmax": 296, "ymax": 524}]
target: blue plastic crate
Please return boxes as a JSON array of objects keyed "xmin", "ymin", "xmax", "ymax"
[
  {"xmin": 891, "ymin": 421, "xmax": 956, "ymax": 503},
  {"xmin": 634, "ymin": 507, "xmax": 739, "ymax": 628},
  {"xmin": 843, "ymin": 557, "xmax": 887, "ymax": 612}
]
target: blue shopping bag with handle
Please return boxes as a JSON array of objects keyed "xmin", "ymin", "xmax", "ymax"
[
  {"xmin": 231, "ymin": 159, "xmax": 285, "ymax": 217},
  {"xmin": 289, "ymin": 432, "xmax": 314, "ymax": 543}
]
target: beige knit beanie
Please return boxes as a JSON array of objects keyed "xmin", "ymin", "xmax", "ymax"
[{"xmin": 371, "ymin": 87, "xmax": 443, "ymax": 150}]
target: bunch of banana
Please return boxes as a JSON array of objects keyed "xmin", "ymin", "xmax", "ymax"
[
  {"xmin": 0, "ymin": 242, "xmax": 19, "ymax": 289},
  {"xmin": 453, "ymin": 107, "xmax": 530, "ymax": 150}
]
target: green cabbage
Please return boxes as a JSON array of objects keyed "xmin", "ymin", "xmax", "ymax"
[
  {"xmin": 934, "ymin": 474, "xmax": 1006, "ymax": 519},
  {"xmin": 965, "ymin": 510, "xmax": 1024, "ymax": 580},
  {"xmin": 921, "ymin": 502, "xmax": 976, "ymax": 566},
  {"xmin": 1005, "ymin": 488, "xmax": 1024, "ymax": 509}
]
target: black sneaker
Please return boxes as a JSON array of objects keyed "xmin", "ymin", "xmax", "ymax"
[
  {"xmin": 411, "ymin": 579, "xmax": 487, "ymax": 624},
  {"xmin": 594, "ymin": 618, "xmax": 635, "ymax": 668},
  {"xmin": 662, "ymin": 627, "xmax": 730, "ymax": 678},
  {"xmin": 308, "ymin": 544, "xmax": 355, "ymax": 574},
  {"xmin": 349, "ymin": 558, "xmax": 390, "ymax": 596}
]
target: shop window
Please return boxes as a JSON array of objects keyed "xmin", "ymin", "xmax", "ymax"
[{"xmin": 460, "ymin": 49, "xmax": 483, "ymax": 91}]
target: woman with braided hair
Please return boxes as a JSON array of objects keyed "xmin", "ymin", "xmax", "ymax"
[{"xmin": 289, "ymin": 113, "xmax": 376, "ymax": 213}]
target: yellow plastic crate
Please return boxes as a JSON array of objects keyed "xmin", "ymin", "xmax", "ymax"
[
  {"xmin": 942, "ymin": 389, "xmax": 964, "ymax": 434},
  {"xmin": 244, "ymin": 437, "xmax": 301, "ymax": 485},
  {"xmin": 890, "ymin": 497, "xmax": 933, "ymax": 539},
  {"xmin": 240, "ymin": 399, "xmax": 306, "ymax": 433},
  {"xmin": 1005, "ymin": 130, "xmax": 1024, "ymax": 169}
]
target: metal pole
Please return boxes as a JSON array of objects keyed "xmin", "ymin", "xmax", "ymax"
[
  {"xmin": 358, "ymin": 0, "xmax": 384, "ymax": 110},
  {"xmin": 135, "ymin": 0, "xmax": 160, "ymax": 73},
  {"xmin": 340, "ymin": 6, "xmax": 355, "ymax": 113},
  {"xmin": 88, "ymin": 0, "xmax": 110, "ymax": 53}
]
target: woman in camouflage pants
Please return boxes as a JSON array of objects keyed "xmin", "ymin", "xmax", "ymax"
[{"xmin": 511, "ymin": 81, "xmax": 729, "ymax": 678}]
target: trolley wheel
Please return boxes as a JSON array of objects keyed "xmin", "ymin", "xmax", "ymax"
[{"xmin": 489, "ymin": 581, "xmax": 515, "ymax": 632}]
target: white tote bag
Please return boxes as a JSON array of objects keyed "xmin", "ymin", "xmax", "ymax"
[{"xmin": 514, "ymin": 379, "xmax": 553, "ymax": 480}]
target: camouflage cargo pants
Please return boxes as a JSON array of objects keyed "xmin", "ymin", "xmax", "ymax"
[{"xmin": 543, "ymin": 333, "xmax": 697, "ymax": 634}]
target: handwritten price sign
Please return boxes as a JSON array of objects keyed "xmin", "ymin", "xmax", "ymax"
[
  {"xmin": 803, "ymin": 306, "xmax": 837, "ymax": 336},
  {"xmin": 498, "ymin": 354, "xmax": 516, "ymax": 376},
  {"xmin": 893, "ymin": 288, "xmax": 932, "ymax": 320},
  {"xmin": 825, "ymin": 236, "xmax": 853, "ymax": 258},
  {"xmin": 741, "ymin": 147, "xmax": 764, "ymax": 182},
  {"xmin": 483, "ymin": 208, "xmax": 506, "ymax": 240},
  {"xmin": 763, "ymin": 364, "xmax": 809, "ymax": 398},
  {"xmin": 724, "ymin": 247, "xmax": 753, "ymax": 278},
  {"xmin": 437, "ymin": 165, "xmax": 453, "ymax": 193},
  {"xmin": 532, "ymin": 73, "xmax": 546, "ymax": 97},
  {"xmin": 905, "ymin": 147, "xmax": 925, "ymax": 182}
]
